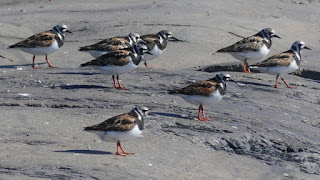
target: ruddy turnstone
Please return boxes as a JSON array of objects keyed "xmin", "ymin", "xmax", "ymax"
[
  {"xmin": 79, "ymin": 33, "xmax": 141, "ymax": 58},
  {"xmin": 84, "ymin": 106, "xmax": 149, "ymax": 156},
  {"xmin": 249, "ymin": 41, "xmax": 311, "ymax": 88},
  {"xmin": 140, "ymin": 30, "xmax": 177, "ymax": 68},
  {"xmin": 168, "ymin": 73, "xmax": 230, "ymax": 121},
  {"xmin": 216, "ymin": 28, "xmax": 280, "ymax": 73},
  {"xmin": 80, "ymin": 43, "xmax": 148, "ymax": 90},
  {"xmin": 8, "ymin": 24, "xmax": 72, "ymax": 69}
]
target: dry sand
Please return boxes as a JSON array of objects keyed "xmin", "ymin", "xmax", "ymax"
[{"xmin": 0, "ymin": 0, "xmax": 320, "ymax": 179}]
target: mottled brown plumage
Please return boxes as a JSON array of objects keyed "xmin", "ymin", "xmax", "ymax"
[
  {"xmin": 80, "ymin": 50, "xmax": 133, "ymax": 67},
  {"xmin": 217, "ymin": 36, "xmax": 266, "ymax": 53},
  {"xmin": 9, "ymin": 32, "xmax": 56, "ymax": 48},
  {"xmin": 79, "ymin": 33, "xmax": 141, "ymax": 54},
  {"xmin": 84, "ymin": 114, "xmax": 136, "ymax": 132},
  {"xmin": 254, "ymin": 52, "xmax": 293, "ymax": 67},
  {"xmin": 169, "ymin": 80, "xmax": 219, "ymax": 97},
  {"xmin": 79, "ymin": 38, "xmax": 129, "ymax": 51}
]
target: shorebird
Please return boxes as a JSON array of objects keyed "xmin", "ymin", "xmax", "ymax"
[
  {"xmin": 84, "ymin": 106, "xmax": 149, "ymax": 156},
  {"xmin": 140, "ymin": 30, "xmax": 178, "ymax": 68},
  {"xmin": 216, "ymin": 28, "xmax": 280, "ymax": 73},
  {"xmin": 80, "ymin": 43, "xmax": 149, "ymax": 90},
  {"xmin": 250, "ymin": 41, "xmax": 311, "ymax": 88},
  {"xmin": 168, "ymin": 73, "xmax": 231, "ymax": 121},
  {"xmin": 8, "ymin": 24, "xmax": 72, "ymax": 69},
  {"xmin": 79, "ymin": 33, "xmax": 141, "ymax": 58}
]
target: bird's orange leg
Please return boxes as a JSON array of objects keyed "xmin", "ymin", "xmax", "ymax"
[
  {"xmin": 198, "ymin": 105, "xmax": 213, "ymax": 121},
  {"xmin": 45, "ymin": 55, "xmax": 58, "ymax": 68},
  {"xmin": 281, "ymin": 76, "xmax": 295, "ymax": 89},
  {"xmin": 243, "ymin": 60, "xmax": 251, "ymax": 73},
  {"xmin": 32, "ymin": 55, "xmax": 40, "ymax": 69},
  {"xmin": 144, "ymin": 61, "xmax": 150, "ymax": 68},
  {"xmin": 116, "ymin": 141, "xmax": 134, "ymax": 156},
  {"xmin": 115, "ymin": 75, "xmax": 128, "ymax": 90},
  {"xmin": 274, "ymin": 74, "xmax": 281, "ymax": 88}
]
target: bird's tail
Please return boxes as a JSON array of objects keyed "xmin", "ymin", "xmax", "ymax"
[
  {"xmin": 79, "ymin": 46, "xmax": 92, "ymax": 51},
  {"xmin": 168, "ymin": 89, "xmax": 180, "ymax": 94}
]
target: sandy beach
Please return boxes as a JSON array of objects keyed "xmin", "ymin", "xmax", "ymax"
[{"xmin": 0, "ymin": 0, "xmax": 320, "ymax": 179}]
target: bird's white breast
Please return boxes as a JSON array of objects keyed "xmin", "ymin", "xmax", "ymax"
[
  {"xmin": 19, "ymin": 40, "xmax": 60, "ymax": 55},
  {"xmin": 178, "ymin": 90, "xmax": 223, "ymax": 106},
  {"xmin": 142, "ymin": 45, "xmax": 164, "ymax": 61},
  {"xmin": 98, "ymin": 60, "xmax": 138, "ymax": 75},
  {"xmin": 257, "ymin": 60, "xmax": 299, "ymax": 75},
  {"xmin": 232, "ymin": 44, "xmax": 270, "ymax": 64},
  {"xmin": 89, "ymin": 125, "xmax": 143, "ymax": 142}
]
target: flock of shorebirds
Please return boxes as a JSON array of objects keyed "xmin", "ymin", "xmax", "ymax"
[{"xmin": 6, "ymin": 24, "xmax": 311, "ymax": 155}]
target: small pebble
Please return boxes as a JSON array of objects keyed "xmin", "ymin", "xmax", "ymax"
[{"xmin": 17, "ymin": 93, "xmax": 31, "ymax": 97}]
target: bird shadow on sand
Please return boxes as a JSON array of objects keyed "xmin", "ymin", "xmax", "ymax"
[
  {"xmin": 59, "ymin": 84, "xmax": 107, "ymax": 89},
  {"xmin": 236, "ymin": 80, "xmax": 279, "ymax": 92},
  {"xmin": 0, "ymin": 63, "xmax": 47, "ymax": 69},
  {"xmin": 236, "ymin": 80, "xmax": 272, "ymax": 87},
  {"xmin": 54, "ymin": 150, "xmax": 112, "ymax": 155},
  {"xmin": 50, "ymin": 72, "xmax": 100, "ymax": 75},
  {"xmin": 151, "ymin": 112, "xmax": 191, "ymax": 119}
]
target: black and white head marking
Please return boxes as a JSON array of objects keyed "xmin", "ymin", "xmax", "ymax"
[
  {"xmin": 51, "ymin": 24, "xmax": 71, "ymax": 47},
  {"xmin": 128, "ymin": 33, "xmax": 141, "ymax": 45},
  {"xmin": 260, "ymin": 28, "xmax": 280, "ymax": 44},
  {"xmin": 53, "ymin": 24, "xmax": 71, "ymax": 36},
  {"xmin": 158, "ymin": 30, "xmax": 173, "ymax": 40},
  {"xmin": 214, "ymin": 73, "xmax": 231, "ymax": 83},
  {"xmin": 132, "ymin": 106, "xmax": 149, "ymax": 130},
  {"xmin": 133, "ymin": 43, "xmax": 148, "ymax": 56},
  {"xmin": 290, "ymin": 41, "xmax": 311, "ymax": 62}
]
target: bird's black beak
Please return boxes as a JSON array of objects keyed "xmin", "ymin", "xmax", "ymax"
[
  {"xmin": 272, "ymin": 34, "xmax": 281, "ymax": 39},
  {"xmin": 66, "ymin": 30, "xmax": 72, "ymax": 34},
  {"xmin": 228, "ymin": 79, "xmax": 237, "ymax": 83},
  {"xmin": 169, "ymin": 36, "xmax": 182, "ymax": 42},
  {"xmin": 145, "ymin": 52, "xmax": 153, "ymax": 55},
  {"xmin": 138, "ymin": 39, "xmax": 147, "ymax": 44},
  {"xmin": 304, "ymin": 46, "xmax": 312, "ymax": 50}
]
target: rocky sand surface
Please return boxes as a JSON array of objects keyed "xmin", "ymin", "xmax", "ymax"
[{"xmin": 0, "ymin": 0, "xmax": 320, "ymax": 179}]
